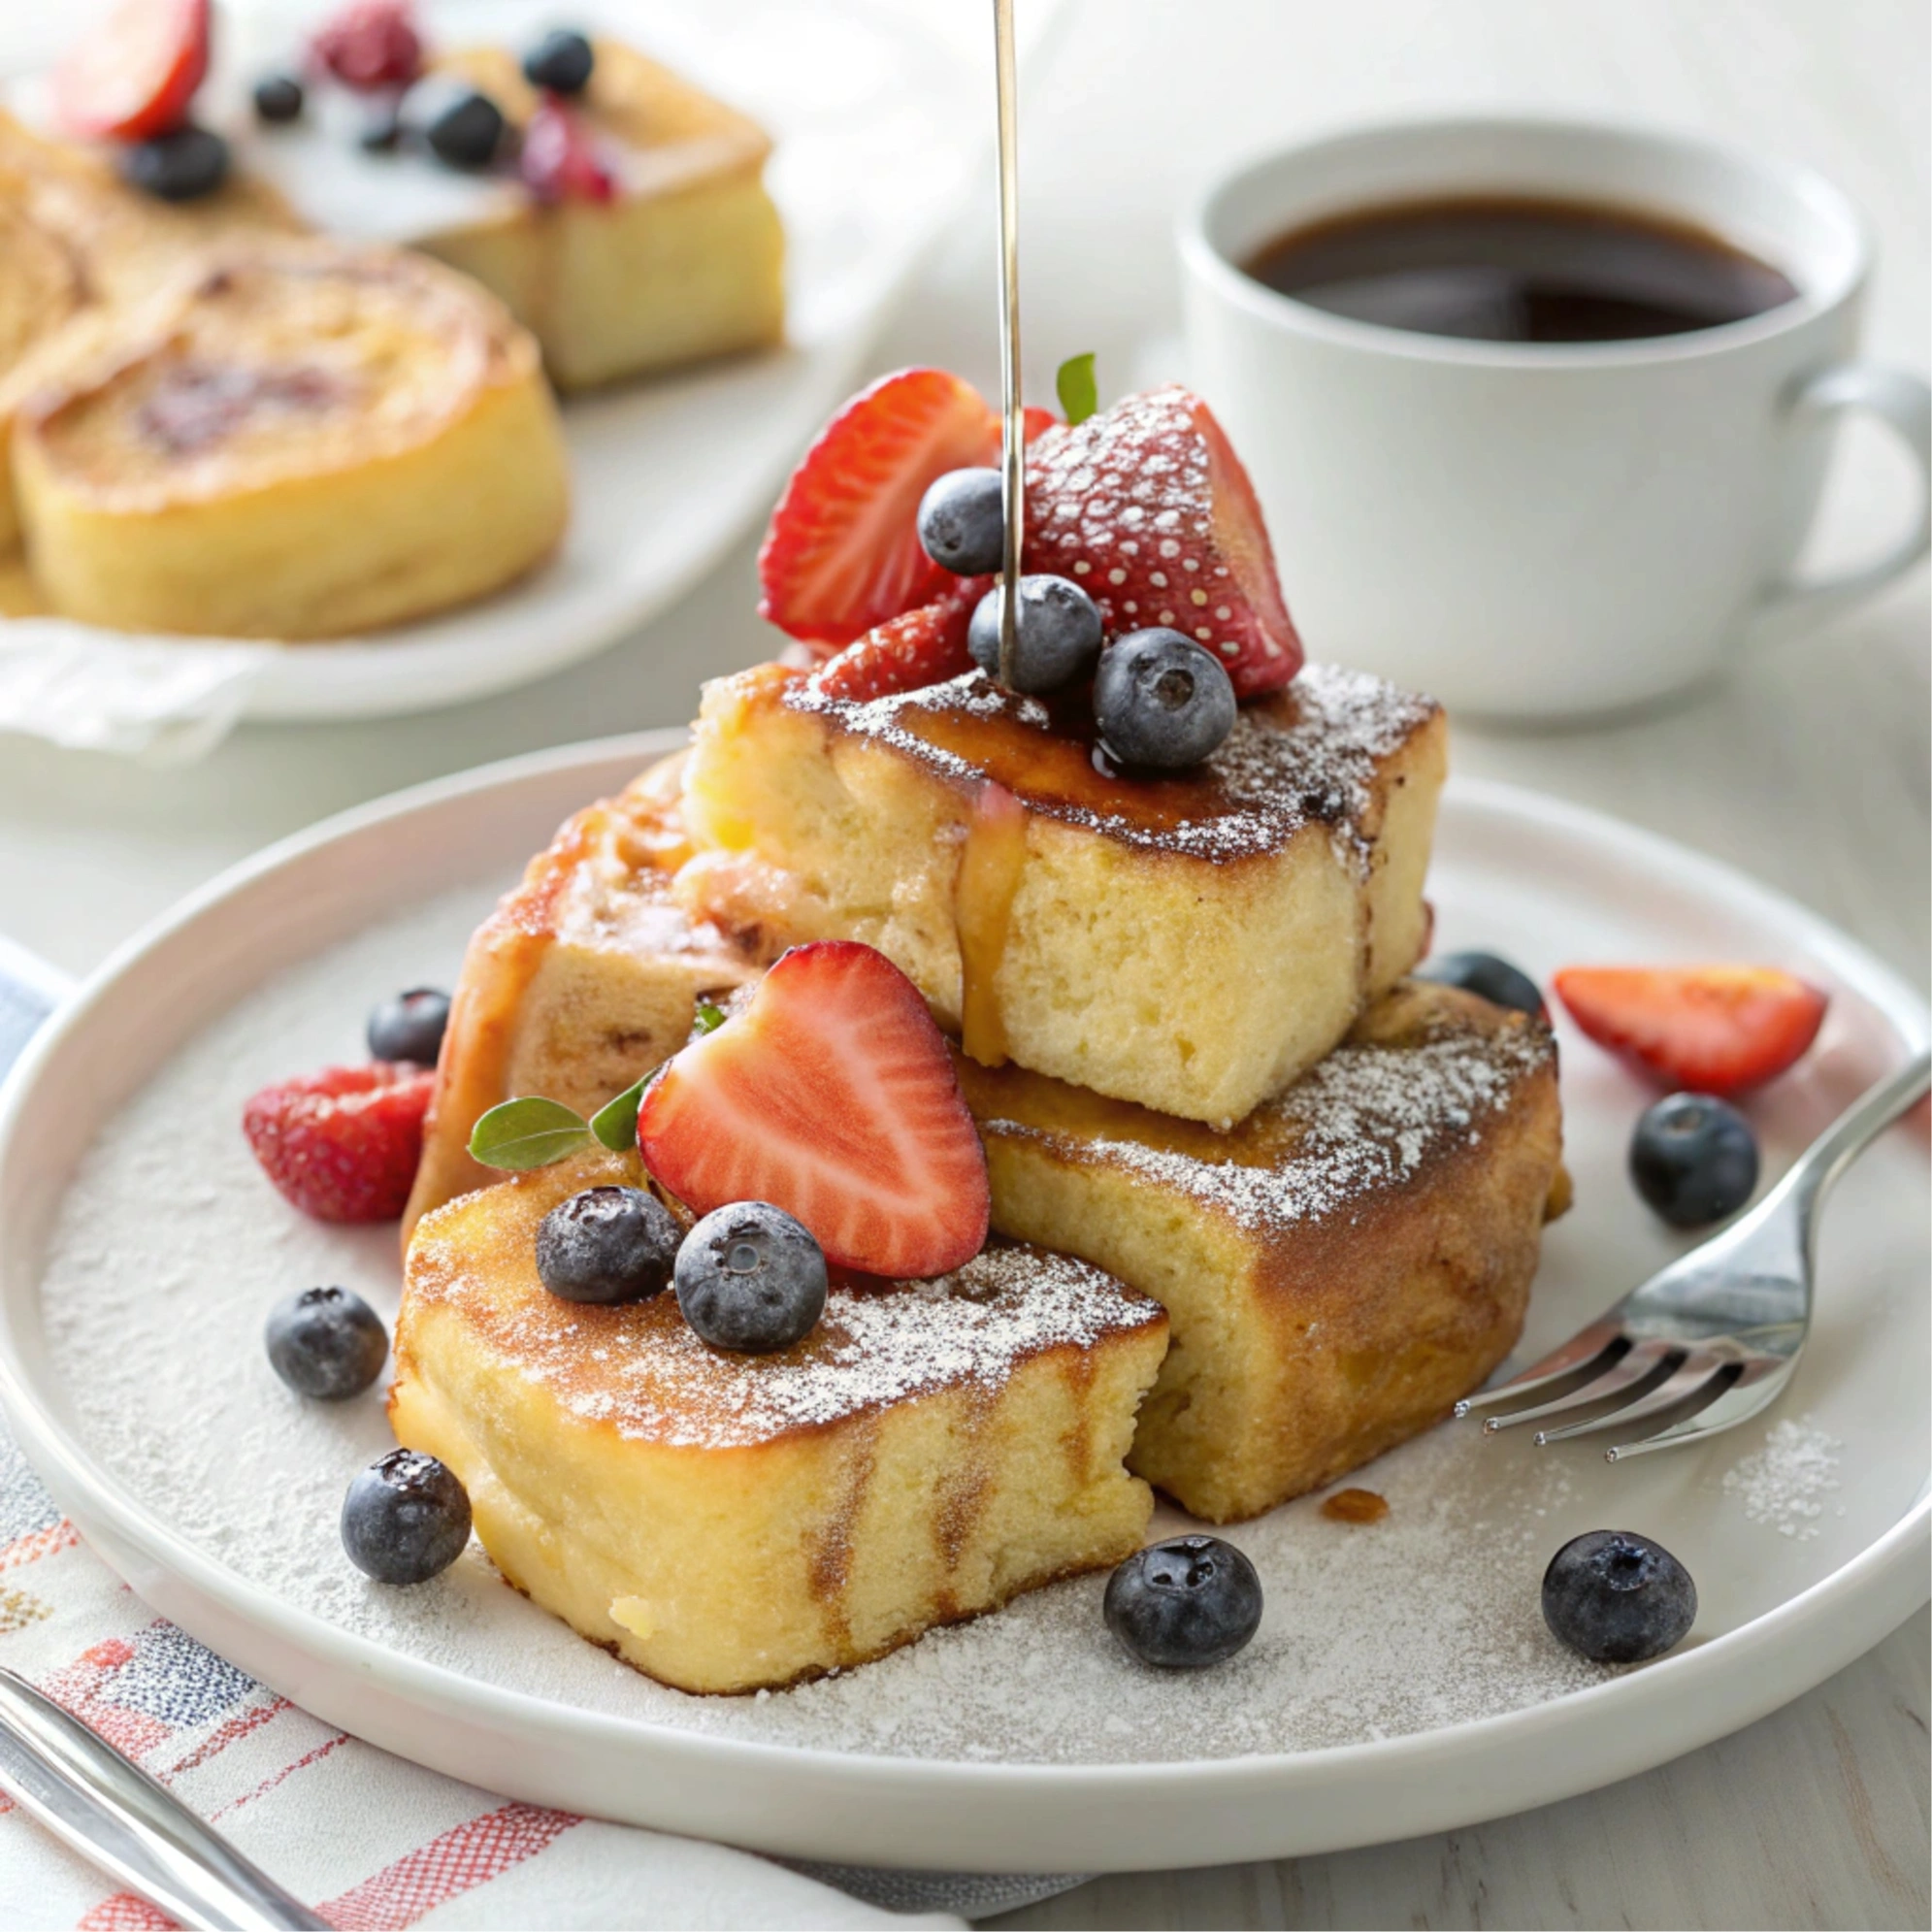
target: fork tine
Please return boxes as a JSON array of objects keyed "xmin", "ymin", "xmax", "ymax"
[
  {"xmin": 1602, "ymin": 1357, "xmax": 1795, "ymax": 1460},
  {"xmin": 1454, "ymin": 1318, "xmax": 1627, "ymax": 1418},
  {"xmin": 1531, "ymin": 1351, "xmax": 1733, "ymax": 1445},
  {"xmin": 1480, "ymin": 1338, "xmax": 1681, "ymax": 1433}
]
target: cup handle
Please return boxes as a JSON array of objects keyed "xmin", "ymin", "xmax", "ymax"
[{"xmin": 1752, "ymin": 361, "xmax": 1931, "ymax": 636}]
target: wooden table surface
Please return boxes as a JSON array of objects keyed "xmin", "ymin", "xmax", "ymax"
[{"xmin": 0, "ymin": 1, "xmax": 1922, "ymax": 1925}]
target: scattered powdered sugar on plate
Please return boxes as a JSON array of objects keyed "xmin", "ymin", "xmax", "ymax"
[
  {"xmin": 1720, "ymin": 1418, "xmax": 1845, "ymax": 1539},
  {"xmin": 39, "ymin": 882, "xmax": 1626, "ymax": 1766}
]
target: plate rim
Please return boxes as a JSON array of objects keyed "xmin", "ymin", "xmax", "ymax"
[{"xmin": 0, "ymin": 737, "xmax": 1925, "ymax": 1870}]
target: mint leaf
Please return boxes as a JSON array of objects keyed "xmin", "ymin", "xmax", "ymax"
[
  {"xmin": 693, "ymin": 1000, "xmax": 727, "ymax": 1036},
  {"xmin": 589, "ymin": 1075, "xmax": 651, "ymax": 1152},
  {"xmin": 1056, "ymin": 352, "xmax": 1097, "ymax": 426},
  {"xmin": 469, "ymin": 1097, "xmax": 591, "ymax": 1170}
]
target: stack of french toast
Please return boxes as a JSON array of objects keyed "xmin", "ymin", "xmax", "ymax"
[
  {"xmin": 387, "ymin": 367, "xmax": 1568, "ymax": 1695},
  {"xmin": 0, "ymin": 0, "xmax": 783, "ymax": 637}
]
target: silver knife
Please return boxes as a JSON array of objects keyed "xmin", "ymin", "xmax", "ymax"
[{"xmin": 0, "ymin": 1636, "xmax": 330, "ymax": 1927}]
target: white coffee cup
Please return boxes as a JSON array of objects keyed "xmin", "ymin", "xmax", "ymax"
[{"xmin": 1179, "ymin": 116, "xmax": 1930, "ymax": 721}]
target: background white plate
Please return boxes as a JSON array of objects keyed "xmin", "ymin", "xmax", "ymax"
[
  {"xmin": 0, "ymin": 737, "xmax": 1923, "ymax": 1873},
  {"xmin": 0, "ymin": 0, "xmax": 1012, "ymax": 746}
]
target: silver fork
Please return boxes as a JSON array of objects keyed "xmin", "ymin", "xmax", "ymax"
[{"xmin": 1458, "ymin": 1051, "xmax": 1931, "ymax": 1460}]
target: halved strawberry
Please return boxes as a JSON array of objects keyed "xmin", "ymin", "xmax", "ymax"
[
  {"xmin": 809, "ymin": 573, "xmax": 990, "ymax": 702},
  {"xmin": 53, "ymin": 0, "xmax": 210, "ymax": 142},
  {"xmin": 758, "ymin": 369, "xmax": 1000, "ymax": 652},
  {"xmin": 1553, "ymin": 965, "xmax": 1828, "ymax": 1095},
  {"xmin": 638, "ymin": 941, "xmax": 989, "ymax": 1277},
  {"xmin": 1023, "ymin": 386, "xmax": 1303, "ymax": 699},
  {"xmin": 243, "ymin": 1062, "xmax": 434, "ymax": 1223}
]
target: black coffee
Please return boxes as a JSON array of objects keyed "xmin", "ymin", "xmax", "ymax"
[{"xmin": 1242, "ymin": 194, "xmax": 1799, "ymax": 344}]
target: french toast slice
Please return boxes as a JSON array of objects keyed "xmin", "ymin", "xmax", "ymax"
[
  {"xmin": 12, "ymin": 235, "xmax": 569, "ymax": 639},
  {"xmin": 957, "ymin": 980, "xmax": 1564, "ymax": 1523},
  {"xmin": 677, "ymin": 661, "xmax": 1445, "ymax": 1127},
  {"xmin": 241, "ymin": 42, "xmax": 784, "ymax": 392},
  {"xmin": 0, "ymin": 108, "xmax": 295, "ymax": 553},
  {"xmin": 392, "ymin": 1149, "xmax": 1167, "ymax": 1694},
  {"xmin": 404, "ymin": 755, "xmax": 768, "ymax": 1238}
]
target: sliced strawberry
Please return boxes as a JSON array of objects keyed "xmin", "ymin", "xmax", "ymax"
[
  {"xmin": 758, "ymin": 368, "xmax": 999, "ymax": 652},
  {"xmin": 53, "ymin": 0, "xmax": 209, "ymax": 142},
  {"xmin": 809, "ymin": 573, "xmax": 990, "ymax": 702},
  {"xmin": 1023, "ymin": 386, "xmax": 1303, "ymax": 699},
  {"xmin": 638, "ymin": 941, "xmax": 989, "ymax": 1277},
  {"xmin": 1554, "ymin": 965, "xmax": 1828, "ymax": 1095},
  {"xmin": 243, "ymin": 1062, "xmax": 435, "ymax": 1223}
]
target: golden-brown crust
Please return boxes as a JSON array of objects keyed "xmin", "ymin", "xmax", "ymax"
[
  {"xmin": 402, "ymin": 765, "xmax": 769, "ymax": 1241},
  {"xmin": 966, "ymin": 981, "xmax": 1564, "ymax": 1522},
  {"xmin": 17, "ymin": 239, "xmax": 533, "ymax": 507},
  {"xmin": 402, "ymin": 1148, "xmax": 1165, "ymax": 1452},
  {"xmin": 11, "ymin": 232, "xmax": 569, "ymax": 638},
  {"xmin": 778, "ymin": 662, "xmax": 1444, "ymax": 868}
]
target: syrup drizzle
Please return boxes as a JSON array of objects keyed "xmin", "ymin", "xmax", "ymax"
[{"xmin": 954, "ymin": 779, "xmax": 1029, "ymax": 1065}]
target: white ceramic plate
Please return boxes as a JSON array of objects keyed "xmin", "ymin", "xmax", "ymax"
[
  {"xmin": 0, "ymin": 738, "xmax": 1924, "ymax": 1874},
  {"xmin": 0, "ymin": 0, "xmax": 996, "ymax": 741}
]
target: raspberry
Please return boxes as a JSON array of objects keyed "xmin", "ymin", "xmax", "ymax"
[
  {"xmin": 243, "ymin": 1063, "xmax": 434, "ymax": 1223},
  {"xmin": 311, "ymin": 2, "xmax": 423, "ymax": 92},
  {"xmin": 520, "ymin": 97, "xmax": 615, "ymax": 205}
]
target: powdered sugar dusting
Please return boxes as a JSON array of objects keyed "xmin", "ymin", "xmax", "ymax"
[
  {"xmin": 415, "ymin": 1227, "xmax": 1159, "ymax": 1450},
  {"xmin": 1720, "ymin": 1418, "xmax": 1844, "ymax": 1539},
  {"xmin": 791, "ymin": 662, "xmax": 1436, "ymax": 865},
  {"xmin": 1022, "ymin": 386, "xmax": 1297, "ymax": 687},
  {"xmin": 987, "ymin": 1017, "xmax": 1552, "ymax": 1235}
]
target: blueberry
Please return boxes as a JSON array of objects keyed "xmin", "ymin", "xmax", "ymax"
[
  {"xmin": 523, "ymin": 28, "xmax": 596, "ymax": 95},
  {"xmin": 967, "ymin": 574, "xmax": 1102, "ymax": 694},
  {"xmin": 401, "ymin": 78, "xmax": 507, "ymax": 170},
  {"xmin": 1093, "ymin": 628, "xmax": 1236, "ymax": 769},
  {"xmin": 1629, "ymin": 1093, "xmax": 1758, "ymax": 1228},
  {"xmin": 265, "ymin": 1286, "xmax": 388, "ymax": 1399},
  {"xmin": 342, "ymin": 1449, "xmax": 471, "ymax": 1586},
  {"xmin": 674, "ymin": 1202, "xmax": 827, "ymax": 1353},
  {"xmin": 917, "ymin": 468, "xmax": 1004, "ymax": 575},
  {"xmin": 117, "ymin": 127, "xmax": 230, "ymax": 203},
  {"xmin": 367, "ymin": 988, "xmax": 450, "ymax": 1065},
  {"xmin": 1103, "ymin": 1535, "xmax": 1263, "ymax": 1669},
  {"xmin": 252, "ymin": 73, "xmax": 306, "ymax": 124},
  {"xmin": 1542, "ymin": 1529, "xmax": 1696, "ymax": 1663},
  {"xmin": 536, "ymin": 1186, "xmax": 680, "ymax": 1304},
  {"xmin": 1413, "ymin": 950, "xmax": 1547, "ymax": 1019}
]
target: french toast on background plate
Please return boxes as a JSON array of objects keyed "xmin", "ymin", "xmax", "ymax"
[
  {"xmin": 247, "ymin": 38, "xmax": 786, "ymax": 392},
  {"xmin": 13, "ymin": 236, "xmax": 570, "ymax": 639},
  {"xmin": 0, "ymin": 0, "xmax": 787, "ymax": 636}
]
